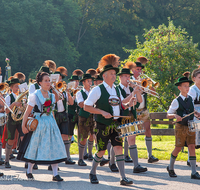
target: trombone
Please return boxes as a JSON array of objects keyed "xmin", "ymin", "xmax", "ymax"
[{"xmin": 128, "ymin": 80, "xmax": 160, "ymax": 98}]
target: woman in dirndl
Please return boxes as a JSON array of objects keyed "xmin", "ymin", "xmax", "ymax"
[{"xmin": 17, "ymin": 72, "xmax": 67, "ymax": 181}]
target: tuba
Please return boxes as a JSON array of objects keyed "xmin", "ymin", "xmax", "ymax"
[{"xmin": 11, "ymin": 90, "xmax": 29, "ymax": 121}]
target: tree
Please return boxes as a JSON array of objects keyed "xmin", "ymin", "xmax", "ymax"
[{"xmin": 123, "ymin": 19, "xmax": 200, "ymax": 112}]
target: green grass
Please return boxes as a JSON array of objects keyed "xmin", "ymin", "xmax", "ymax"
[{"xmin": 70, "ymin": 123, "xmax": 200, "ymax": 162}]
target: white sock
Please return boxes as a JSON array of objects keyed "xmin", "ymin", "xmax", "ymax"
[
  {"xmin": 51, "ymin": 164, "xmax": 58, "ymax": 176},
  {"xmin": 27, "ymin": 163, "xmax": 34, "ymax": 174}
]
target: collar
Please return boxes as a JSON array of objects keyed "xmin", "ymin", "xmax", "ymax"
[
  {"xmin": 83, "ymin": 87, "xmax": 90, "ymax": 93},
  {"xmin": 179, "ymin": 93, "xmax": 188, "ymax": 101},
  {"xmin": 11, "ymin": 92, "xmax": 17, "ymax": 99},
  {"xmin": 119, "ymin": 83, "xmax": 129, "ymax": 90},
  {"xmin": 103, "ymin": 81, "xmax": 115, "ymax": 89}
]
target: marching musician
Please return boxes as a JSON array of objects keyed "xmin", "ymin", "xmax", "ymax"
[
  {"xmin": 76, "ymin": 73, "xmax": 94, "ymax": 166},
  {"xmin": 18, "ymin": 72, "xmax": 67, "ymax": 181},
  {"xmin": 117, "ymin": 68, "xmax": 147, "ymax": 173},
  {"xmin": 67, "ymin": 69, "xmax": 83, "ymax": 164},
  {"xmin": 0, "ymin": 92, "xmax": 5, "ymax": 166},
  {"xmin": 188, "ymin": 69, "xmax": 200, "ymax": 166},
  {"xmin": 130, "ymin": 60, "xmax": 159, "ymax": 163},
  {"xmin": 93, "ymin": 70, "xmax": 110, "ymax": 167},
  {"xmin": 0, "ymin": 93, "xmax": 4, "ymax": 176},
  {"xmin": 53, "ymin": 67, "xmax": 75, "ymax": 165},
  {"xmin": 28, "ymin": 66, "xmax": 51, "ymax": 170},
  {"xmin": 84, "ymin": 54, "xmax": 134, "ymax": 186},
  {"xmin": 4, "ymin": 78, "xmax": 24, "ymax": 168},
  {"xmin": 167, "ymin": 76, "xmax": 200, "ymax": 179}
]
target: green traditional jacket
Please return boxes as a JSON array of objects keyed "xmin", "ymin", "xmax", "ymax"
[
  {"xmin": 79, "ymin": 90, "xmax": 90, "ymax": 118},
  {"xmin": 95, "ymin": 84, "xmax": 120, "ymax": 125},
  {"xmin": 117, "ymin": 84, "xmax": 140, "ymax": 119}
]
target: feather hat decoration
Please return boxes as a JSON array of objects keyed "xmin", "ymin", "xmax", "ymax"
[
  {"xmin": 72, "ymin": 69, "xmax": 84, "ymax": 77},
  {"xmin": 8, "ymin": 76, "xmax": 14, "ymax": 81},
  {"xmin": 98, "ymin": 54, "xmax": 120, "ymax": 72},
  {"xmin": 43, "ymin": 60, "xmax": 56, "ymax": 73},
  {"xmin": 96, "ymin": 68, "xmax": 101, "ymax": 74},
  {"xmin": 182, "ymin": 71, "xmax": 190, "ymax": 79},
  {"xmin": 136, "ymin": 56, "xmax": 148, "ymax": 65},
  {"xmin": 13, "ymin": 72, "xmax": 26, "ymax": 82},
  {"xmin": 123, "ymin": 61, "xmax": 136, "ymax": 70},
  {"xmin": 86, "ymin": 68, "xmax": 97, "ymax": 77},
  {"xmin": 56, "ymin": 66, "xmax": 68, "ymax": 77}
]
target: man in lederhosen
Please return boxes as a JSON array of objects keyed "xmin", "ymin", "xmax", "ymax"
[
  {"xmin": 84, "ymin": 54, "xmax": 134, "ymax": 186},
  {"xmin": 117, "ymin": 68, "xmax": 147, "ymax": 173},
  {"xmin": 131, "ymin": 61, "xmax": 159, "ymax": 163},
  {"xmin": 76, "ymin": 73, "xmax": 94, "ymax": 166}
]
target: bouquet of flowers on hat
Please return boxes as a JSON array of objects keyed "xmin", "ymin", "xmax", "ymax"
[{"xmin": 41, "ymin": 98, "xmax": 54, "ymax": 116}]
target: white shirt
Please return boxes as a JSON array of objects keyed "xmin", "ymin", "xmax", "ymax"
[
  {"xmin": 119, "ymin": 83, "xmax": 131, "ymax": 110},
  {"xmin": 76, "ymin": 88, "xmax": 90, "ymax": 104},
  {"xmin": 5, "ymin": 92, "xmax": 17, "ymax": 108},
  {"xmin": 188, "ymin": 86, "xmax": 198, "ymax": 101},
  {"xmin": 57, "ymin": 92, "xmax": 68, "ymax": 112},
  {"xmin": 28, "ymin": 91, "xmax": 56, "ymax": 112},
  {"xmin": 29, "ymin": 83, "xmax": 41, "ymax": 95},
  {"xmin": 84, "ymin": 81, "xmax": 123, "ymax": 119},
  {"xmin": 167, "ymin": 94, "xmax": 193, "ymax": 114},
  {"xmin": 119, "ymin": 83, "xmax": 131, "ymax": 95}
]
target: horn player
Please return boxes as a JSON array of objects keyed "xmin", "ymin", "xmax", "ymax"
[
  {"xmin": 126, "ymin": 57, "xmax": 159, "ymax": 163},
  {"xmin": 4, "ymin": 78, "xmax": 24, "ymax": 169},
  {"xmin": 53, "ymin": 66, "xmax": 75, "ymax": 165}
]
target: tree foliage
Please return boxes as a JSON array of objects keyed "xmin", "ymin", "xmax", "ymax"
[{"xmin": 124, "ymin": 19, "xmax": 200, "ymax": 112}]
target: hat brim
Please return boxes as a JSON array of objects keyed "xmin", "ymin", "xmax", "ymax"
[
  {"xmin": 117, "ymin": 72, "xmax": 133, "ymax": 76},
  {"xmin": 100, "ymin": 67, "xmax": 119, "ymax": 78},
  {"xmin": 9, "ymin": 82, "xmax": 20, "ymax": 87},
  {"xmin": 79, "ymin": 77, "xmax": 94, "ymax": 82},
  {"xmin": 175, "ymin": 80, "xmax": 193, "ymax": 86}
]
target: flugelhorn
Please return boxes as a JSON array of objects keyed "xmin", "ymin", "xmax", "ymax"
[
  {"xmin": 128, "ymin": 80, "xmax": 160, "ymax": 98},
  {"xmin": 139, "ymin": 73, "xmax": 159, "ymax": 88},
  {"xmin": 51, "ymin": 81, "xmax": 64, "ymax": 100}
]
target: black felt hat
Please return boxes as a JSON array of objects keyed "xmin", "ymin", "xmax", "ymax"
[
  {"xmin": 94, "ymin": 75, "xmax": 103, "ymax": 81},
  {"xmin": 175, "ymin": 77, "xmax": 193, "ymax": 86},
  {"xmin": 135, "ymin": 62, "xmax": 144, "ymax": 69},
  {"xmin": 69, "ymin": 75, "xmax": 79, "ymax": 81},
  {"xmin": 80, "ymin": 73, "xmax": 93, "ymax": 82},
  {"xmin": 117, "ymin": 68, "xmax": 133, "ymax": 76},
  {"xmin": 99, "ymin": 65, "xmax": 119, "ymax": 77},
  {"xmin": 9, "ymin": 78, "xmax": 20, "ymax": 86},
  {"xmin": 39, "ymin": 66, "xmax": 50, "ymax": 74}
]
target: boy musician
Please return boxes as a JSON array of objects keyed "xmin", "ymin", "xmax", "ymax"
[
  {"xmin": 76, "ymin": 73, "xmax": 94, "ymax": 166},
  {"xmin": 167, "ymin": 76, "xmax": 200, "ymax": 179},
  {"xmin": 4, "ymin": 78, "xmax": 24, "ymax": 168}
]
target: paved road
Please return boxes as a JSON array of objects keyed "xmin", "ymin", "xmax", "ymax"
[{"xmin": 0, "ymin": 154, "xmax": 200, "ymax": 190}]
